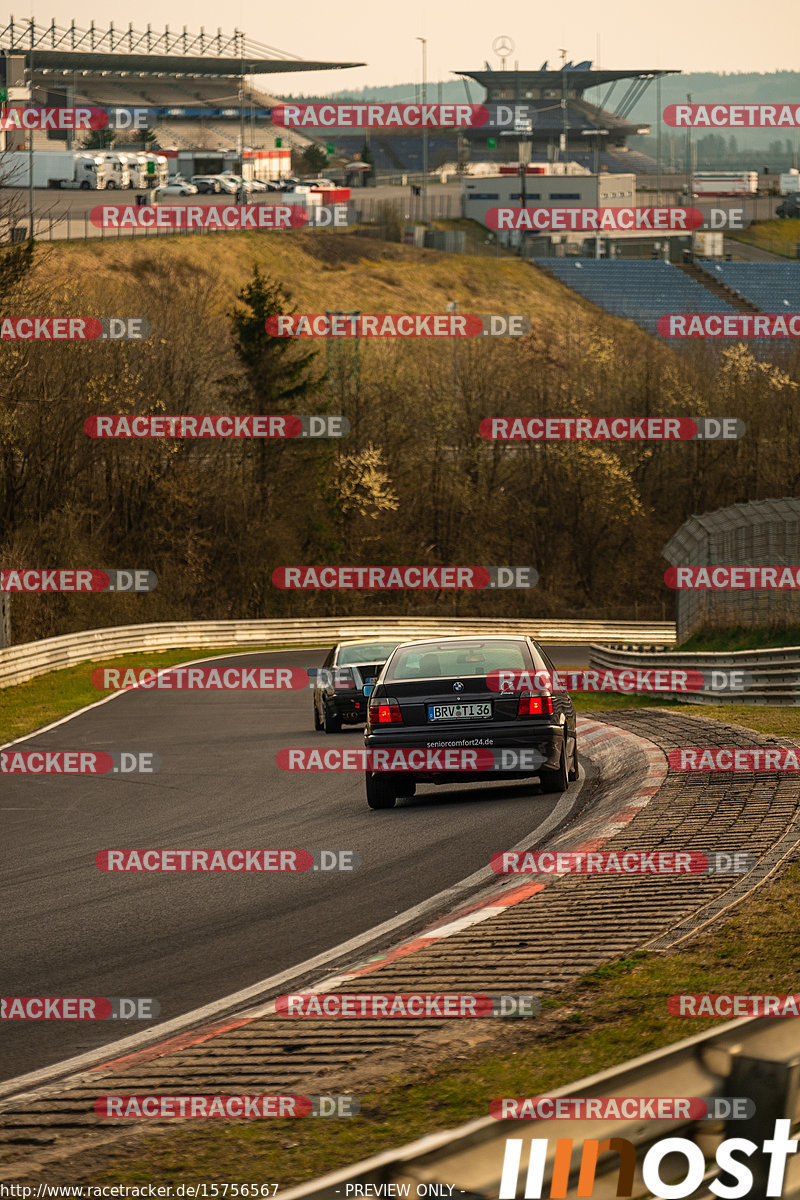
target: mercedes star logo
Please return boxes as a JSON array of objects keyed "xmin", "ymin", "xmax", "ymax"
[{"xmin": 493, "ymin": 36, "xmax": 515, "ymax": 58}]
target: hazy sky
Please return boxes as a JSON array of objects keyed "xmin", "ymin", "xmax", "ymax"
[{"xmin": 14, "ymin": 0, "xmax": 799, "ymax": 91}]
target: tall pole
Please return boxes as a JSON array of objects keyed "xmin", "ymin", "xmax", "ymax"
[
  {"xmin": 28, "ymin": 41, "xmax": 34, "ymax": 237},
  {"xmin": 239, "ymin": 63, "xmax": 245, "ymax": 193},
  {"xmin": 656, "ymin": 74, "xmax": 662, "ymax": 207},
  {"xmin": 417, "ymin": 37, "xmax": 428, "ymax": 223},
  {"xmin": 685, "ymin": 92, "xmax": 692, "ymax": 197}
]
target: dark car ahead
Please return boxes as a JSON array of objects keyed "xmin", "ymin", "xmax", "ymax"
[
  {"xmin": 313, "ymin": 640, "xmax": 403, "ymax": 734},
  {"xmin": 363, "ymin": 635, "xmax": 577, "ymax": 809},
  {"xmin": 777, "ymin": 192, "xmax": 800, "ymax": 218}
]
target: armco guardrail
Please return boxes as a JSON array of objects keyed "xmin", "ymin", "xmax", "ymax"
[
  {"xmin": 0, "ymin": 618, "xmax": 675, "ymax": 689},
  {"xmin": 279, "ymin": 1015, "xmax": 800, "ymax": 1199},
  {"xmin": 589, "ymin": 642, "xmax": 800, "ymax": 705}
]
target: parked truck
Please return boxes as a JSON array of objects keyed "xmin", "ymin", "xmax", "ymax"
[
  {"xmin": 143, "ymin": 153, "xmax": 168, "ymax": 187},
  {"xmin": 2, "ymin": 150, "xmax": 107, "ymax": 189},
  {"xmin": 102, "ymin": 152, "xmax": 132, "ymax": 189},
  {"xmin": 779, "ymin": 170, "xmax": 800, "ymax": 195}
]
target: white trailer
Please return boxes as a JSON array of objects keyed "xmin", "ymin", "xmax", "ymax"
[
  {"xmin": 2, "ymin": 150, "xmax": 107, "ymax": 189},
  {"xmin": 691, "ymin": 171, "xmax": 758, "ymax": 196},
  {"xmin": 779, "ymin": 170, "xmax": 800, "ymax": 195}
]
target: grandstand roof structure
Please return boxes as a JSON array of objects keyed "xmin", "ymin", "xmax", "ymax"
[
  {"xmin": 0, "ymin": 18, "xmax": 364, "ymax": 75},
  {"xmin": 456, "ymin": 65, "xmax": 679, "ymax": 103},
  {"xmin": 453, "ymin": 62, "xmax": 679, "ymax": 164}
]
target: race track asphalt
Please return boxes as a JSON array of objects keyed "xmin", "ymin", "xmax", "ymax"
[{"xmin": 0, "ymin": 644, "xmax": 591, "ymax": 1081}]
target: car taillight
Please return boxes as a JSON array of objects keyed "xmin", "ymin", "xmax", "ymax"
[
  {"xmin": 334, "ymin": 668, "xmax": 356, "ymax": 690},
  {"xmin": 369, "ymin": 696, "xmax": 403, "ymax": 723},
  {"xmin": 517, "ymin": 691, "xmax": 553, "ymax": 717}
]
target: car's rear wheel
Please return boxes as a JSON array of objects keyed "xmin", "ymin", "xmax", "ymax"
[
  {"xmin": 366, "ymin": 772, "xmax": 396, "ymax": 809},
  {"xmin": 313, "ymin": 699, "xmax": 322, "ymax": 731},
  {"xmin": 322, "ymin": 700, "xmax": 342, "ymax": 734},
  {"xmin": 569, "ymin": 733, "xmax": 579, "ymax": 781},
  {"xmin": 539, "ymin": 739, "xmax": 569, "ymax": 794}
]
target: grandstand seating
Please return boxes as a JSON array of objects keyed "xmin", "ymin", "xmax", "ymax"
[
  {"xmin": 541, "ymin": 259, "xmax": 736, "ymax": 334},
  {"xmin": 72, "ymin": 77, "xmax": 264, "ymax": 107},
  {"xmin": 700, "ymin": 263, "xmax": 800, "ymax": 312}
]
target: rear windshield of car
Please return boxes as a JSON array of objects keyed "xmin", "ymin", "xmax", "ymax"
[
  {"xmin": 337, "ymin": 642, "xmax": 400, "ymax": 666},
  {"xmin": 387, "ymin": 640, "xmax": 532, "ymax": 680}
]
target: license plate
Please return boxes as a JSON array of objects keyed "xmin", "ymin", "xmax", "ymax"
[{"xmin": 427, "ymin": 702, "xmax": 492, "ymax": 721}]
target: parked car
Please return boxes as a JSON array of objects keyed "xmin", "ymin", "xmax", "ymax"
[
  {"xmin": 313, "ymin": 640, "xmax": 403, "ymax": 733},
  {"xmin": 254, "ymin": 178, "xmax": 285, "ymax": 192},
  {"xmin": 218, "ymin": 175, "xmax": 254, "ymax": 193},
  {"xmin": 211, "ymin": 176, "xmax": 238, "ymax": 194},
  {"xmin": 300, "ymin": 176, "xmax": 336, "ymax": 188},
  {"xmin": 363, "ymin": 635, "xmax": 578, "ymax": 809},
  {"xmin": 191, "ymin": 175, "xmax": 221, "ymax": 194},
  {"xmin": 776, "ymin": 192, "xmax": 800, "ymax": 219},
  {"xmin": 155, "ymin": 181, "xmax": 198, "ymax": 197}
]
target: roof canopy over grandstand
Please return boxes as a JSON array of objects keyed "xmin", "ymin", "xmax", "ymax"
[
  {"xmin": 457, "ymin": 64, "xmax": 678, "ymax": 106},
  {"xmin": 455, "ymin": 61, "xmax": 680, "ymax": 169},
  {"xmin": 0, "ymin": 18, "xmax": 364, "ymax": 75}
]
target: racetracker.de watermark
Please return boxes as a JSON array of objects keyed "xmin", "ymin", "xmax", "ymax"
[
  {"xmin": 664, "ymin": 103, "xmax": 800, "ymax": 126},
  {"xmin": 659, "ymin": 314, "xmax": 800, "ymax": 337},
  {"xmin": 269, "ymin": 103, "xmax": 490, "ymax": 128},
  {"xmin": 1, "ymin": 750, "xmax": 159, "ymax": 774},
  {"xmin": 272, "ymin": 566, "xmax": 537, "ymax": 589},
  {"xmin": 486, "ymin": 207, "xmax": 703, "ymax": 232},
  {"xmin": 276, "ymin": 993, "xmax": 539, "ymax": 1017},
  {"xmin": 669, "ymin": 748, "xmax": 800, "ymax": 771},
  {"xmin": 479, "ymin": 417, "xmax": 745, "ymax": 441},
  {"xmin": 0, "ymin": 318, "xmax": 149, "ymax": 340},
  {"xmin": 490, "ymin": 850, "xmax": 756, "ymax": 874},
  {"xmin": 490, "ymin": 1096, "xmax": 756, "ymax": 1120},
  {"xmin": 84, "ymin": 415, "xmax": 348, "ymax": 438},
  {"xmin": 0, "ymin": 106, "xmax": 150, "ymax": 130},
  {"xmin": 91, "ymin": 205, "xmax": 349, "ymax": 230},
  {"xmin": 91, "ymin": 665, "xmax": 310, "ymax": 690},
  {"xmin": 485, "ymin": 668, "xmax": 754, "ymax": 694},
  {"xmin": 96, "ymin": 1094, "xmax": 359, "ymax": 1118},
  {"xmin": 94, "ymin": 849, "xmax": 360, "ymax": 872},
  {"xmin": 277, "ymin": 748, "xmax": 546, "ymax": 772},
  {"xmin": 670, "ymin": 994, "xmax": 800, "ymax": 1016},
  {"xmin": 665, "ymin": 566, "xmax": 800, "ymax": 588},
  {"xmin": 1, "ymin": 997, "xmax": 158, "ymax": 1019},
  {"xmin": 0, "ymin": 569, "xmax": 156, "ymax": 592},
  {"xmin": 265, "ymin": 314, "xmax": 530, "ymax": 337}
]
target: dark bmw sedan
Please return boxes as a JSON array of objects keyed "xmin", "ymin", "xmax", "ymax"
[
  {"xmin": 363, "ymin": 635, "xmax": 577, "ymax": 809},
  {"xmin": 313, "ymin": 640, "xmax": 402, "ymax": 733}
]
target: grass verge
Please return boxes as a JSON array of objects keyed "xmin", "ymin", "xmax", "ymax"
[
  {"xmin": 727, "ymin": 217, "xmax": 800, "ymax": 258},
  {"xmin": 41, "ymin": 858, "xmax": 800, "ymax": 1186},
  {"xmin": 0, "ymin": 645, "xmax": 324, "ymax": 744},
  {"xmin": 678, "ymin": 625, "xmax": 800, "ymax": 652}
]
